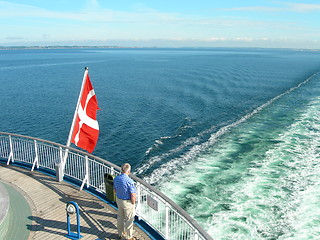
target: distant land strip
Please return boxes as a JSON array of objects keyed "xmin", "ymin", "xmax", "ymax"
[
  {"xmin": 0, "ymin": 46, "xmax": 319, "ymax": 51},
  {"xmin": 0, "ymin": 46, "xmax": 148, "ymax": 50}
]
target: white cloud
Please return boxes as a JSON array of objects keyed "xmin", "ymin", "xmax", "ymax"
[
  {"xmin": 205, "ymin": 37, "xmax": 227, "ymax": 41},
  {"xmin": 0, "ymin": 1, "xmax": 181, "ymax": 24},
  {"xmin": 283, "ymin": 2, "xmax": 320, "ymax": 12},
  {"xmin": 225, "ymin": 6, "xmax": 282, "ymax": 12},
  {"xmin": 225, "ymin": 2, "xmax": 320, "ymax": 13},
  {"xmin": 203, "ymin": 37, "xmax": 269, "ymax": 43},
  {"xmin": 5, "ymin": 36, "xmax": 24, "ymax": 40}
]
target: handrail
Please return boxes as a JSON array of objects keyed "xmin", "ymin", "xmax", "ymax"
[{"xmin": 0, "ymin": 132, "xmax": 213, "ymax": 240}]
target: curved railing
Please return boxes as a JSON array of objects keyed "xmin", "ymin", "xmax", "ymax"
[{"xmin": 0, "ymin": 132, "xmax": 212, "ymax": 240}]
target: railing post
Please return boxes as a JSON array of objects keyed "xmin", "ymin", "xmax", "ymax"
[
  {"xmin": 7, "ymin": 135, "xmax": 14, "ymax": 165},
  {"xmin": 60, "ymin": 147, "xmax": 69, "ymax": 180},
  {"xmin": 195, "ymin": 231, "xmax": 200, "ymax": 240},
  {"xmin": 136, "ymin": 183, "xmax": 141, "ymax": 220},
  {"xmin": 165, "ymin": 203, "xmax": 170, "ymax": 239},
  {"xmin": 55, "ymin": 147, "xmax": 64, "ymax": 182},
  {"xmin": 80, "ymin": 155, "xmax": 90, "ymax": 190},
  {"xmin": 31, "ymin": 140, "xmax": 39, "ymax": 171},
  {"xmin": 85, "ymin": 156, "xmax": 90, "ymax": 188}
]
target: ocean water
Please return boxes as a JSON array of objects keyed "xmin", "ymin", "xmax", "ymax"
[{"xmin": 1, "ymin": 48, "xmax": 320, "ymax": 239}]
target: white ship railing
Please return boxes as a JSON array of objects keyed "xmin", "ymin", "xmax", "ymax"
[{"xmin": 0, "ymin": 132, "xmax": 212, "ymax": 240}]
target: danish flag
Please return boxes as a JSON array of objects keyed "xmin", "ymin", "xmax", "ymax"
[{"xmin": 70, "ymin": 70, "xmax": 99, "ymax": 153}]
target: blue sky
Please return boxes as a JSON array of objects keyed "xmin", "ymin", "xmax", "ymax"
[{"xmin": 1, "ymin": 0, "xmax": 320, "ymax": 48}]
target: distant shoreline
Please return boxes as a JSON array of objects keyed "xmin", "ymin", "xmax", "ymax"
[
  {"xmin": 0, "ymin": 46, "xmax": 146, "ymax": 50},
  {"xmin": 0, "ymin": 46, "xmax": 319, "ymax": 52}
]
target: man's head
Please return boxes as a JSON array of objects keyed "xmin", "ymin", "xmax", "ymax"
[{"xmin": 121, "ymin": 163, "xmax": 131, "ymax": 174}]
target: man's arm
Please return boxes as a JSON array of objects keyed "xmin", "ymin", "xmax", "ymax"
[{"xmin": 131, "ymin": 192, "xmax": 136, "ymax": 205}]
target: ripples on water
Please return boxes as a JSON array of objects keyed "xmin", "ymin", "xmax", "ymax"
[
  {"xmin": 1, "ymin": 48, "xmax": 320, "ymax": 239},
  {"xmin": 154, "ymin": 72, "xmax": 320, "ymax": 239}
]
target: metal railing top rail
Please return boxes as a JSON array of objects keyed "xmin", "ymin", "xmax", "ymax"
[{"xmin": 0, "ymin": 131, "xmax": 213, "ymax": 240}]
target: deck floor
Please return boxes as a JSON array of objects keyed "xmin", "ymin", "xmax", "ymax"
[{"xmin": 0, "ymin": 163, "xmax": 151, "ymax": 240}]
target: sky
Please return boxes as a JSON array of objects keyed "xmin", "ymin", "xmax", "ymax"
[{"xmin": 1, "ymin": 0, "xmax": 320, "ymax": 48}]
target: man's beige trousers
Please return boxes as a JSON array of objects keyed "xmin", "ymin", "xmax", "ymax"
[{"xmin": 116, "ymin": 197, "xmax": 135, "ymax": 239}]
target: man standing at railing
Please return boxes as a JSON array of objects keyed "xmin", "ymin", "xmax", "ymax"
[{"xmin": 114, "ymin": 163, "xmax": 137, "ymax": 240}]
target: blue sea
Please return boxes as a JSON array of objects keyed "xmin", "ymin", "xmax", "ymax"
[{"xmin": 1, "ymin": 48, "xmax": 320, "ymax": 239}]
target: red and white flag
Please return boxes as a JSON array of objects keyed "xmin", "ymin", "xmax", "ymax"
[{"xmin": 71, "ymin": 71, "xmax": 99, "ymax": 153}]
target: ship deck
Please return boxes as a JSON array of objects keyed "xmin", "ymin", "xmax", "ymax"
[{"xmin": 0, "ymin": 163, "xmax": 151, "ymax": 240}]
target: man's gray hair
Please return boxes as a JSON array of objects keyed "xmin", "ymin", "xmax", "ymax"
[{"xmin": 121, "ymin": 163, "xmax": 131, "ymax": 173}]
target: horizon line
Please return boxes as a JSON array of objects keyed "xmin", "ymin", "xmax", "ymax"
[{"xmin": 1, "ymin": 45, "xmax": 319, "ymax": 51}]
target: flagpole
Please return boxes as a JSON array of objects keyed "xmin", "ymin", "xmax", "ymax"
[
  {"xmin": 66, "ymin": 67, "xmax": 89, "ymax": 148},
  {"xmin": 59, "ymin": 67, "xmax": 89, "ymax": 180}
]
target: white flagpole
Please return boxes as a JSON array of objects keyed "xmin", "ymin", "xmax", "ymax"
[
  {"xmin": 59, "ymin": 67, "xmax": 89, "ymax": 180},
  {"xmin": 66, "ymin": 67, "xmax": 89, "ymax": 148}
]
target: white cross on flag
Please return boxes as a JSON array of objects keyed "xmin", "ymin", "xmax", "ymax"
[{"xmin": 71, "ymin": 71, "xmax": 99, "ymax": 153}]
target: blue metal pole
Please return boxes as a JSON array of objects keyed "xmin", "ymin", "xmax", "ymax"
[
  {"xmin": 77, "ymin": 207, "xmax": 81, "ymax": 238},
  {"xmin": 67, "ymin": 213, "xmax": 71, "ymax": 235},
  {"xmin": 65, "ymin": 201, "xmax": 83, "ymax": 240}
]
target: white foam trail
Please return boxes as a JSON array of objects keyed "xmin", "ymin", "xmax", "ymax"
[
  {"xmin": 137, "ymin": 127, "xmax": 220, "ymax": 174},
  {"xmin": 136, "ymin": 135, "xmax": 202, "ymax": 175},
  {"xmin": 206, "ymin": 96, "xmax": 320, "ymax": 239},
  {"xmin": 155, "ymin": 90, "xmax": 320, "ymax": 239},
  {"xmin": 141, "ymin": 72, "xmax": 320, "ymax": 184}
]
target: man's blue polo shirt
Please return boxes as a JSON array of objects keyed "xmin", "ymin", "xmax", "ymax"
[{"xmin": 113, "ymin": 173, "xmax": 136, "ymax": 200}]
